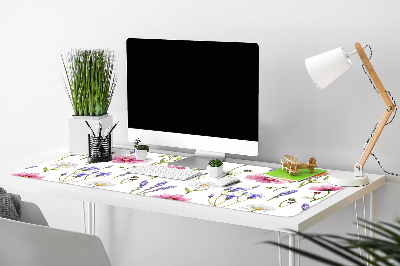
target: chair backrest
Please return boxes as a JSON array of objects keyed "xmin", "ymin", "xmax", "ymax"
[
  {"xmin": 0, "ymin": 201, "xmax": 111, "ymax": 266},
  {"xmin": 20, "ymin": 200, "xmax": 48, "ymax": 226}
]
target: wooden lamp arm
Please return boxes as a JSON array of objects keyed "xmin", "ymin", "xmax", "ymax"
[{"xmin": 354, "ymin": 42, "xmax": 394, "ymax": 176}]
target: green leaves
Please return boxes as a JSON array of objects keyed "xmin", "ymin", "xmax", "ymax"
[
  {"xmin": 61, "ymin": 49, "xmax": 118, "ymax": 116},
  {"xmin": 134, "ymin": 138, "xmax": 149, "ymax": 151},
  {"xmin": 263, "ymin": 218, "xmax": 400, "ymax": 266},
  {"xmin": 208, "ymin": 159, "xmax": 223, "ymax": 167}
]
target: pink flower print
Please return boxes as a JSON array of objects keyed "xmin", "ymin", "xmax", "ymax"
[
  {"xmin": 153, "ymin": 193, "xmax": 192, "ymax": 202},
  {"xmin": 112, "ymin": 155, "xmax": 148, "ymax": 164},
  {"xmin": 307, "ymin": 184, "xmax": 342, "ymax": 202},
  {"xmin": 309, "ymin": 185, "xmax": 343, "ymax": 192},
  {"xmin": 245, "ymin": 173, "xmax": 286, "ymax": 184},
  {"xmin": 12, "ymin": 172, "xmax": 44, "ymax": 180}
]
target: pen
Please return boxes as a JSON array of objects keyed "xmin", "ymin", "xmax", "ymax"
[
  {"xmin": 103, "ymin": 126, "xmax": 111, "ymax": 138},
  {"xmin": 98, "ymin": 123, "xmax": 102, "ymax": 138},
  {"xmin": 88, "ymin": 128, "xmax": 92, "ymax": 137},
  {"xmin": 85, "ymin": 120, "xmax": 95, "ymax": 136},
  {"xmin": 106, "ymin": 121, "xmax": 119, "ymax": 138}
]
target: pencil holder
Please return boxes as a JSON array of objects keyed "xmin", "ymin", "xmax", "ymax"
[{"xmin": 88, "ymin": 134, "xmax": 112, "ymax": 163}]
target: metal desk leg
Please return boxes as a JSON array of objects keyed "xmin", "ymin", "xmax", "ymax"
[
  {"xmin": 370, "ymin": 190, "xmax": 376, "ymax": 265},
  {"xmin": 370, "ymin": 190, "xmax": 375, "ymax": 238},
  {"xmin": 289, "ymin": 233, "xmax": 296, "ymax": 266},
  {"xmin": 83, "ymin": 201, "xmax": 95, "ymax": 235},
  {"xmin": 297, "ymin": 234, "xmax": 300, "ymax": 266}
]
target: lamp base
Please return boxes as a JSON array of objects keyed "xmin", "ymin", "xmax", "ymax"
[{"xmin": 328, "ymin": 171, "xmax": 369, "ymax": 187}]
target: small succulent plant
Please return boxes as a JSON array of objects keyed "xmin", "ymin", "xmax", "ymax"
[
  {"xmin": 208, "ymin": 159, "xmax": 223, "ymax": 167},
  {"xmin": 134, "ymin": 138, "xmax": 149, "ymax": 151}
]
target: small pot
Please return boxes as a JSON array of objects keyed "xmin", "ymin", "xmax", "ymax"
[
  {"xmin": 207, "ymin": 165, "xmax": 223, "ymax": 178},
  {"xmin": 135, "ymin": 150, "xmax": 147, "ymax": 160}
]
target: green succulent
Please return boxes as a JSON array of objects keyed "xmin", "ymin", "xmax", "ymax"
[
  {"xmin": 134, "ymin": 138, "xmax": 149, "ymax": 151},
  {"xmin": 208, "ymin": 159, "xmax": 223, "ymax": 167}
]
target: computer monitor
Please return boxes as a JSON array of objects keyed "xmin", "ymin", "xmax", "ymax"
[{"xmin": 126, "ymin": 38, "xmax": 259, "ymax": 169}]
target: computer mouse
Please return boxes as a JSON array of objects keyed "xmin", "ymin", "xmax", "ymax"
[{"xmin": 214, "ymin": 177, "xmax": 240, "ymax": 187}]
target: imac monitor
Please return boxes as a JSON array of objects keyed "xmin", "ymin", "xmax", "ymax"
[{"xmin": 126, "ymin": 38, "xmax": 259, "ymax": 169}]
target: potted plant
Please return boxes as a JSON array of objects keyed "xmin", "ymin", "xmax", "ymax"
[
  {"xmin": 134, "ymin": 138, "xmax": 149, "ymax": 160},
  {"xmin": 61, "ymin": 49, "xmax": 118, "ymax": 153},
  {"xmin": 207, "ymin": 159, "xmax": 223, "ymax": 177}
]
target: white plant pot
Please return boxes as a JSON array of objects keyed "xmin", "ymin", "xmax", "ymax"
[
  {"xmin": 135, "ymin": 150, "xmax": 148, "ymax": 160},
  {"xmin": 207, "ymin": 165, "xmax": 223, "ymax": 178},
  {"xmin": 69, "ymin": 114, "xmax": 113, "ymax": 153}
]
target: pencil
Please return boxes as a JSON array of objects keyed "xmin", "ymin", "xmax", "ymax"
[
  {"xmin": 106, "ymin": 121, "xmax": 119, "ymax": 138},
  {"xmin": 85, "ymin": 120, "xmax": 95, "ymax": 136}
]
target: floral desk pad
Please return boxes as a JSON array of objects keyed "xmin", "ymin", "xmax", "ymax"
[{"xmin": 11, "ymin": 149, "xmax": 344, "ymax": 217}]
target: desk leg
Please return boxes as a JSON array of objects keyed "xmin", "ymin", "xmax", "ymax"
[
  {"xmin": 370, "ymin": 190, "xmax": 376, "ymax": 265},
  {"xmin": 83, "ymin": 201, "xmax": 95, "ymax": 235},
  {"xmin": 370, "ymin": 190, "xmax": 375, "ymax": 238},
  {"xmin": 289, "ymin": 233, "xmax": 295, "ymax": 266}
]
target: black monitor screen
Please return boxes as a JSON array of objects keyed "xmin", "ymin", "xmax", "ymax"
[{"xmin": 126, "ymin": 38, "xmax": 259, "ymax": 142}]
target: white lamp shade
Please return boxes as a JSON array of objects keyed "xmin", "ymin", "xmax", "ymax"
[{"xmin": 305, "ymin": 47, "xmax": 352, "ymax": 89}]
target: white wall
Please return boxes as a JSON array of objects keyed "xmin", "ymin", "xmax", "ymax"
[{"xmin": 2, "ymin": 0, "xmax": 400, "ymax": 265}]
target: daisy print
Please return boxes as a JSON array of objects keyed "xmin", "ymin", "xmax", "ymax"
[
  {"xmin": 238, "ymin": 203, "xmax": 275, "ymax": 213},
  {"xmin": 49, "ymin": 162, "xmax": 78, "ymax": 168},
  {"xmin": 86, "ymin": 181, "xmax": 116, "ymax": 188},
  {"xmin": 184, "ymin": 181, "xmax": 219, "ymax": 194}
]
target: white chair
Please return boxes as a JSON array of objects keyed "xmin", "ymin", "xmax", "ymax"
[{"xmin": 0, "ymin": 200, "xmax": 111, "ymax": 266}]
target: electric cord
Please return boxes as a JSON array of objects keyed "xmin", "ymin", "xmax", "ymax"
[{"xmin": 361, "ymin": 45, "xmax": 399, "ymax": 176}]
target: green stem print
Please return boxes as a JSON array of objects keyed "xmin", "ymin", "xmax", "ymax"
[
  {"xmin": 207, "ymin": 185, "xmax": 263, "ymax": 207},
  {"xmin": 266, "ymin": 186, "xmax": 288, "ymax": 193},
  {"xmin": 120, "ymin": 175, "xmax": 139, "ymax": 184},
  {"xmin": 266, "ymin": 190, "xmax": 298, "ymax": 201},
  {"xmin": 150, "ymin": 154, "xmax": 183, "ymax": 165},
  {"xmin": 303, "ymin": 191, "xmax": 331, "ymax": 202},
  {"xmin": 110, "ymin": 168, "xmax": 142, "ymax": 184},
  {"xmin": 296, "ymin": 174, "xmax": 329, "ymax": 189},
  {"xmin": 218, "ymin": 165, "xmax": 247, "ymax": 179},
  {"xmin": 279, "ymin": 198, "xmax": 297, "ymax": 207}
]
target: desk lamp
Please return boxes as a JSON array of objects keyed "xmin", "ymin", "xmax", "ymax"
[{"xmin": 305, "ymin": 42, "xmax": 395, "ymax": 186}]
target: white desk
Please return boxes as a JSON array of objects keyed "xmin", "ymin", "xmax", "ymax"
[{"xmin": 0, "ymin": 146, "xmax": 385, "ymax": 266}]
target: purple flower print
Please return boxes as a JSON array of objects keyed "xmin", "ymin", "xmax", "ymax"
[
  {"xmin": 267, "ymin": 190, "xmax": 298, "ymax": 201},
  {"xmin": 139, "ymin": 180, "xmax": 148, "ymax": 187},
  {"xmin": 301, "ymin": 203, "xmax": 310, "ymax": 211}
]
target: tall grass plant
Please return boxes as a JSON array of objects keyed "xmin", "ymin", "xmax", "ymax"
[{"xmin": 61, "ymin": 49, "xmax": 118, "ymax": 116}]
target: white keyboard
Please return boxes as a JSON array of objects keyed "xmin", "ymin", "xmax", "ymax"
[{"xmin": 130, "ymin": 165, "xmax": 202, "ymax": 180}]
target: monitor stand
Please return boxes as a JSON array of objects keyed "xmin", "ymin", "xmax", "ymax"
[{"xmin": 168, "ymin": 150, "xmax": 225, "ymax": 170}]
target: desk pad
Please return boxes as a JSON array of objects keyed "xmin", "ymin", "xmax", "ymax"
[{"xmin": 11, "ymin": 149, "xmax": 344, "ymax": 217}]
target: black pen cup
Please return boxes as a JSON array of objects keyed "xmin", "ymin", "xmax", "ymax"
[{"xmin": 88, "ymin": 134, "xmax": 112, "ymax": 163}]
